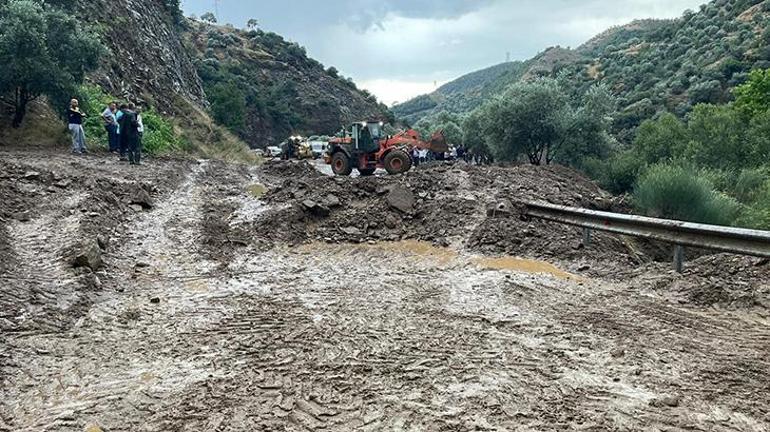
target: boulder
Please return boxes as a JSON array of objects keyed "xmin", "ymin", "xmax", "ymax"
[
  {"xmin": 69, "ymin": 239, "xmax": 103, "ymax": 270},
  {"xmin": 302, "ymin": 199, "xmax": 330, "ymax": 217},
  {"xmin": 23, "ymin": 171, "xmax": 41, "ymax": 180},
  {"xmin": 384, "ymin": 214, "xmax": 400, "ymax": 229},
  {"xmin": 386, "ymin": 185, "xmax": 415, "ymax": 214},
  {"xmin": 323, "ymin": 194, "xmax": 342, "ymax": 208},
  {"xmin": 96, "ymin": 235, "xmax": 110, "ymax": 250},
  {"xmin": 650, "ymin": 395, "xmax": 681, "ymax": 408},
  {"xmin": 129, "ymin": 186, "xmax": 153, "ymax": 209},
  {"xmin": 340, "ymin": 226, "xmax": 362, "ymax": 236}
]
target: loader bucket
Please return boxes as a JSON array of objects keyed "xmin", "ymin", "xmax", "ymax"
[{"xmin": 427, "ymin": 130, "xmax": 449, "ymax": 154}]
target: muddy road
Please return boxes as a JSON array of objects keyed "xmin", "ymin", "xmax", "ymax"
[{"xmin": 1, "ymin": 149, "xmax": 769, "ymax": 431}]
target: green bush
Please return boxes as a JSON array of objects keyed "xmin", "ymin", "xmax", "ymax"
[
  {"xmin": 140, "ymin": 109, "xmax": 188, "ymax": 154},
  {"xmin": 588, "ymin": 150, "xmax": 645, "ymax": 194},
  {"xmin": 731, "ymin": 167, "xmax": 770, "ymax": 203},
  {"xmin": 634, "ymin": 163, "xmax": 741, "ymax": 225},
  {"xmin": 78, "ymin": 84, "xmax": 112, "ymax": 149},
  {"xmin": 736, "ymin": 181, "xmax": 770, "ymax": 230}
]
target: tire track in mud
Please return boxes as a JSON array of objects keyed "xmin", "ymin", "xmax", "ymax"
[
  {"xmin": 0, "ymin": 161, "xmax": 242, "ymax": 430},
  {"xmin": 1, "ymin": 192, "xmax": 89, "ymax": 335}
]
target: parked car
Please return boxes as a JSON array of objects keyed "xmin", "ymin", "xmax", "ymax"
[
  {"xmin": 309, "ymin": 141, "xmax": 329, "ymax": 159},
  {"xmin": 266, "ymin": 146, "xmax": 282, "ymax": 158}
]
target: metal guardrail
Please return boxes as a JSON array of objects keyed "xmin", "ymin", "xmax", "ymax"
[{"xmin": 524, "ymin": 201, "xmax": 770, "ymax": 272}]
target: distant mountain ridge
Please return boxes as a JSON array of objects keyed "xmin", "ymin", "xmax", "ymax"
[{"xmin": 393, "ymin": 0, "xmax": 770, "ymax": 140}]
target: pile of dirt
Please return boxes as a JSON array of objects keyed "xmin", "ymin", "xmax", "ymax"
[
  {"xmin": 197, "ymin": 160, "xmax": 255, "ymax": 263},
  {"xmin": 254, "ymin": 161, "xmax": 638, "ymax": 267},
  {"xmin": 633, "ymin": 254, "xmax": 770, "ymax": 310}
]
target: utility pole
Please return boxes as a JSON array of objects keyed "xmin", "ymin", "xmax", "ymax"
[
  {"xmin": 214, "ymin": 0, "xmax": 220, "ymax": 21},
  {"xmin": 506, "ymin": 51, "xmax": 511, "ymax": 63}
]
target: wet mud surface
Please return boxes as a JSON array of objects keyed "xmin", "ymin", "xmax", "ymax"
[{"xmin": 1, "ymin": 151, "xmax": 769, "ymax": 431}]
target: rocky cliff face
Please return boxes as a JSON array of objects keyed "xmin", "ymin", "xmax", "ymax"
[
  {"xmin": 185, "ymin": 22, "xmax": 390, "ymax": 147},
  {"xmin": 75, "ymin": 0, "xmax": 205, "ymax": 113},
  {"xmin": 70, "ymin": 2, "xmax": 387, "ymax": 147}
]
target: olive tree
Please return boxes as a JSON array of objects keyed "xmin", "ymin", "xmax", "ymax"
[
  {"xmin": 480, "ymin": 78, "xmax": 570, "ymax": 164},
  {"xmin": 201, "ymin": 12, "xmax": 217, "ymax": 23},
  {"xmin": 734, "ymin": 68, "xmax": 770, "ymax": 118},
  {"xmin": 0, "ymin": 0, "xmax": 102, "ymax": 127}
]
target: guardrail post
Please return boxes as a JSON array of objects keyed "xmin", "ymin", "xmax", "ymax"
[
  {"xmin": 582, "ymin": 227, "xmax": 592, "ymax": 247},
  {"xmin": 673, "ymin": 245, "xmax": 685, "ymax": 273}
]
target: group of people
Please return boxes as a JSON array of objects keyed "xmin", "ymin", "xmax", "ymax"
[
  {"xmin": 410, "ymin": 144, "xmax": 490, "ymax": 166},
  {"xmin": 67, "ymin": 99, "xmax": 145, "ymax": 165}
]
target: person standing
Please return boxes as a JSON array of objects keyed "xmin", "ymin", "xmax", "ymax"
[
  {"xmin": 128, "ymin": 107, "xmax": 144, "ymax": 165},
  {"xmin": 118, "ymin": 103, "xmax": 139, "ymax": 163},
  {"xmin": 68, "ymin": 99, "xmax": 87, "ymax": 155},
  {"xmin": 116, "ymin": 103, "xmax": 127, "ymax": 160},
  {"xmin": 102, "ymin": 102, "xmax": 119, "ymax": 153}
]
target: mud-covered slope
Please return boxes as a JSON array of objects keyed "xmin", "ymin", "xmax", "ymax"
[
  {"xmin": 74, "ymin": 0, "xmax": 206, "ymax": 113},
  {"xmin": 184, "ymin": 21, "xmax": 391, "ymax": 147}
]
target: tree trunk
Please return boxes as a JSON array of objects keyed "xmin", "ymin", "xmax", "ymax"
[{"xmin": 11, "ymin": 87, "xmax": 28, "ymax": 128}]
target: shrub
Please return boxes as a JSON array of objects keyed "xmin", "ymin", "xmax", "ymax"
[
  {"xmin": 140, "ymin": 109, "xmax": 187, "ymax": 154},
  {"xmin": 634, "ymin": 163, "xmax": 741, "ymax": 225},
  {"xmin": 590, "ymin": 150, "xmax": 645, "ymax": 194},
  {"xmin": 731, "ymin": 167, "xmax": 770, "ymax": 203}
]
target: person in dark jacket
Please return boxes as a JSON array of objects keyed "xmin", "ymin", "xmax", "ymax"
[
  {"xmin": 102, "ymin": 102, "xmax": 119, "ymax": 153},
  {"xmin": 128, "ymin": 107, "xmax": 145, "ymax": 165},
  {"xmin": 118, "ymin": 103, "xmax": 139, "ymax": 162}
]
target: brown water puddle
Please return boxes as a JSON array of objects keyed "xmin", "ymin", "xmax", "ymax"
[
  {"xmin": 370, "ymin": 240, "xmax": 458, "ymax": 264},
  {"xmin": 301, "ymin": 240, "xmax": 578, "ymax": 281},
  {"xmin": 473, "ymin": 256, "xmax": 579, "ymax": 281}
]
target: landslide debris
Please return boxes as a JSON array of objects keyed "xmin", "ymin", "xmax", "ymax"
[{"xmin": 255, "ymin": 160, "xmax": 633, "ymax": 265}]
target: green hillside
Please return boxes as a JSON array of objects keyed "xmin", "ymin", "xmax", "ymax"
[{"xmin": 394, "ymin": 0, "xmax": 770, "ymax": 141}]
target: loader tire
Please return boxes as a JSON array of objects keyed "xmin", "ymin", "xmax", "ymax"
[
  {"xmin": 358, "ymin": 167, "xmax": 376, "ymax": 176},
  {"xmin": 331, "ymin": 152, "xmax": 353, "ymax": 176},
  {"xmin": 384, "ymin": 150, "xmax": 412, "ymax": 175}
]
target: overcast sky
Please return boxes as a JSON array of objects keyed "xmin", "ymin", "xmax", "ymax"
[{"xmin": 181, "ymin": 0, "xmax": 706, "ymax": 105}]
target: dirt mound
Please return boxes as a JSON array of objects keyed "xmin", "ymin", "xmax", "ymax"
[
  {"xmin": 636, "ymin": 255, "xmax": 770, "ymax": 309},
  {"xmin": 260, "ymin": 159, "xmax": 324, "ymax": 182},
  {"xmin": 255, "ymin": 162, "xmax": 634, "ymax": 264}
]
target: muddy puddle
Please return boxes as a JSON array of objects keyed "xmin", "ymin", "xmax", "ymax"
[{"xmin": 301, "ymin": 240, "xmax": 579, "ymax": 281}]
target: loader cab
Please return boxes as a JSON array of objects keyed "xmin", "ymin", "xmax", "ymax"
[{"xmin": 351, "ymin": 121, "xmax": 383, "ymax": 154}]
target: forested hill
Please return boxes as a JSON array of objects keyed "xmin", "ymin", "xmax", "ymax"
[
  {"xmin": 393, "ymin": 61, "xmax": 527, "ymax": 124},
  {"xmin": 184, "ymin": 21, "xmax": 391, "ymax": 147},
  {"xmin": 393, "ymin": 0, "xmax": 770, "ymax": 139}
]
